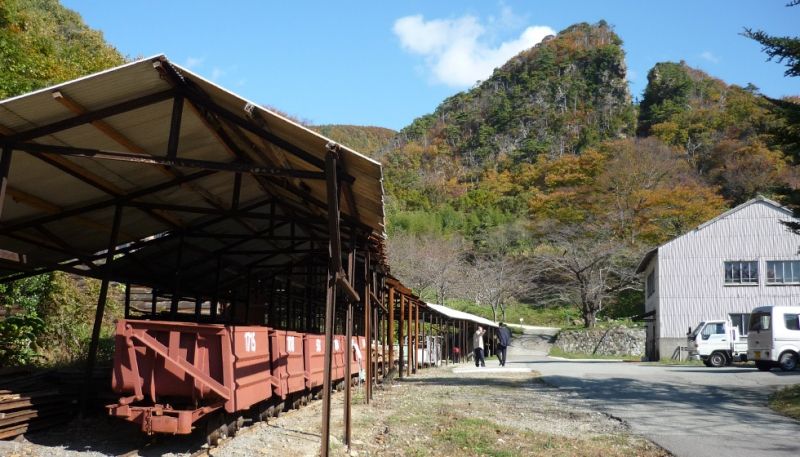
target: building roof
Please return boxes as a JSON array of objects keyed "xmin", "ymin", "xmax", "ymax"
[
  {"xmin": 0, "ymin": 55, "xmax": 387, "ymax": 294},
  {"xmin": 425, "ymin": 302, "xmax": 499, "ymax": 328},
  {"xmin": 635, "ymin": 196, "xmax": 797, "ymax": 274}
]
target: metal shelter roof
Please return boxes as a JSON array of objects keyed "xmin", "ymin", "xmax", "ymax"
[
  {"xmin": 425, "ymin": 302, "xmax": 499, "ymax": 328},
  {"xmin": 0, "ymin": 55, "xmax": 387, "ymax": 295}
]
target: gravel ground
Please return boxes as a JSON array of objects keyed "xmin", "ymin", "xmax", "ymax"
[{"xmin": 0, "ymin": 363, "xmax": 666, "ymax": 457}]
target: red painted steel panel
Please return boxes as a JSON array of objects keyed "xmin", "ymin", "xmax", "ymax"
[
  {"xmin": 303, "ymin": 333, "xmax": 325, "ymax": 389},
  {"xmin": 229, "ymin": 326, "xmax": 272, "ymax": 411},
  {"xmin": 269, "ymin": 329, "xmax": 306, "ymax": 398},
  {"xmin": 332, "ymin": 335, "xmax": 346, "ymax": 381}
]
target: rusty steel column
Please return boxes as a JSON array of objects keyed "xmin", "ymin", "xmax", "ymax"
[
  {"xmin": 344, "ymin": 301, "xmax": 353, "ymax": 447},
  {"xmin": 398, "ymin": 293, "xmax": 404, "ymax": 379},
  {"xmin": 81, "ymin": 204, "xmax": 123, "ymax": 414},
  {"xmin": 363, "ymin": 254, "xmax": 371, "ymax": 404},
  {"xmin": 388, "ymin": 286, "xmax": 395, "ymax": 373},
  {"xmin": 372, "ymin": 306, "xmax": 378, "ymax": 394},
  {"xmin": 381, "ymin": 298, "xmax": 387, "ymax": 377},
  {"xmin": 0, "ymin": 146, "xmax": 13, "ymax": 220},
  {"xmin": 321, "ymin": 147, "xmax": 342, "ymax": 457},
  {"xmin": 406, "ymin": 297, "xmax": 412, "ymax": 377},
  {"xmin": 412, "ymin": 303, "xmax": 418, "ymax": 373}
]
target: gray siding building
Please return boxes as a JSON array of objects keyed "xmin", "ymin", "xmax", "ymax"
[{"xmin": 637, "ymin": 197, "xmax": 800, "ymax": 360}]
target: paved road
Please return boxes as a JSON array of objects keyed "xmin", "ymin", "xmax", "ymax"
[{"xmin": 502, "ymin": 327, "xmax": 800, "ymax": 457}]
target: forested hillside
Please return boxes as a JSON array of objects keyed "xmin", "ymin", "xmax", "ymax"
[
  {"xmin": 381, "ymin": 21, "xmax": 799, "ymax": 326},
  {"xmin": 0, "ymin": 0, "xmax": 123, "ymax": 99},
  {"xmin": 310, "ymin": 124, "xmax": 396, "ymax": 157},
  {"xmin": 0, "ymin": 0, "xmax": 124, "ymax": 366}
]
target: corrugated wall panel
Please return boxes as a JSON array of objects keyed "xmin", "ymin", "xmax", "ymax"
[{"xmin": 657, "ymin": 200, "xmax": 800, "ymax": 338}]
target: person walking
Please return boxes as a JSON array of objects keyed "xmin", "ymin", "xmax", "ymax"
[
  {"xmin": 496, "ymin": 322, "xmax": 512, "ymax": 367},
  {"xmin": 473, "ymin": 326, "xmax": 486, "ymax": 367}
]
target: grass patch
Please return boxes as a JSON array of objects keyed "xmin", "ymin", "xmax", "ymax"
[
  {"xmin": 548, "ymin": 345, "xmax": 640, "ymax": 361},
  {"xmin": 641, "ymin": 358, "xmax": 705, "ymax": 366},
  {"xmin": 769, "ymin": 384, "xmax": 800, "ymax": 420}
]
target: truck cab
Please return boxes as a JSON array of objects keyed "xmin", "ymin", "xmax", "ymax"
[
  {"xmin": 687, "ymin": 320, "xmax": 747, "ymax": 367},
  {"xmin": 748, "ymin": 305, "xmax": 800, "ymax": 372}
]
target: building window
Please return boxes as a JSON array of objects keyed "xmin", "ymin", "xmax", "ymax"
[
  {"xmin": 785, "ymin": 314, "xmax": 800, "ymax": 331},
  {"xmin": 766, "ymin": 260, "xmax": 800, "ymax": 284},
  {"xmin": 646, "ymin": 271, "xmax": 655, "ymax": 297},
  {"xmin": 730, "ymin": 313, "xmax": 751, "ymax": 336},
  {"xmin": 724, "ymin": 261, "xmax": 758, "ymax": 285}
]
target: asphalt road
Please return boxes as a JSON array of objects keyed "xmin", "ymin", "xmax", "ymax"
[{"xmin": 503, "ymin": 327, "xmax": 800, "ymax": 457}]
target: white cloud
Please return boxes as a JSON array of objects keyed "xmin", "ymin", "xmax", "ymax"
[
  {"xmin": 184, "ymin": 56, "xmax": 204, "ymax": 69},
  {"xmin": 700, "ymin": 51, "xmax": 720, "ymax": 64},
  {"xmin": 211, "ymin": 67, "xmax": 225, "ymax": 81},
  {"xmin": 393, "ymin": 13, "xmax": 554, "ymax": 88}
]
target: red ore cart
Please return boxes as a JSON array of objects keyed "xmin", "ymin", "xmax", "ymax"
[{"xmin": 107, "ymin": 319, "xmax": 272, "ymax": 436}]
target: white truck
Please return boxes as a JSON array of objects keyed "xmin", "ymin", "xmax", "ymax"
[
  {"xmin": 687, "ymin": 319, "xmax": 747, "ymax": 367},
  {"xmin": 747, "ymin": 305, "xmax": 800, "ymax": 372}
]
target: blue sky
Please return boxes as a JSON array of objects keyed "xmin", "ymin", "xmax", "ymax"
[{"xmin": 63, "ymin": 0, "xmax": 798, "ymax": 131}]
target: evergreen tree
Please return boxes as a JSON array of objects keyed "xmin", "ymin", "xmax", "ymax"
[{"xmin": 744, "ymin": 1, "xmax": 800, "ymax": 231}]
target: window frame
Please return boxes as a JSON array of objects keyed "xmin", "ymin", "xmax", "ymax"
[
  {"xmin": 724, "ymin": 260, "xmax": 759, "ymax": 285},
  {"xmin": 730, "ymin": 313, "xmax": 751, "ymax": 337},
  {"xmin": 646, "ymin": 271, "xmax": 655, "ymax": 298},
  {"xmin": 766, "ymin": 260, "xmax": 800, "ymax": 285}
]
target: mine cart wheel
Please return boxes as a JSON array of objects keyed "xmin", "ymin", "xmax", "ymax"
[
  {"xmin": 206, "ymin": 414, "xmax": 228, "ymax": 447},
  {"xmin": 226, "ymin": 414, "xmax": 243, "ymax": 437}
]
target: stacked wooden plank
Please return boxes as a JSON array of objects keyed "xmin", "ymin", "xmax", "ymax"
[{"xmin": 0, "ymin": 368, "xmax": 75, "ymax": 440}]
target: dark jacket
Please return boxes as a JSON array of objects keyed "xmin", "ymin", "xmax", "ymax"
[{"xmin": 497, "ymin": 326, "xmax": 512, "ymax": 346}]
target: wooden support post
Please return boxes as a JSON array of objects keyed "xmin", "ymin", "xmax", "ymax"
[
  {"xmin": 81, "ymin": 204, "xmax": 123, "ymax": 414},
  {"xmin": 0, "ymin": 146, "xmax": 14, "ymax": 220}
]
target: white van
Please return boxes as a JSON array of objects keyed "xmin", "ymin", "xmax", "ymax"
[{"xmin": 747, "ymin": 305, "xmax": 800, "ymax": 371}]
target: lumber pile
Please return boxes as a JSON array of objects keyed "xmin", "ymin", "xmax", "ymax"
[{"xmin": 0, "ymin": 366, "xmax": 110, "ymax": 440}]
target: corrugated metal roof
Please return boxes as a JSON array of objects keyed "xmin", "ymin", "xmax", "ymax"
[
  {"xmin": 426, "ymin": 302, "xmax": 499, "ymax": 328},
  {"xmin": 0, "ymin": 55, "xmax": 387, "ymax": 291}
]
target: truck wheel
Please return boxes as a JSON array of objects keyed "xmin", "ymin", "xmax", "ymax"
[
  {"xmin": 702, "ymin": 359, "xmax": 712, "ymax": 367},
  {"xmin": 708, "ymin": 352, "xmax": 726, "ymax": 368},
  {"xmin": 755, "ymin": 361, "xmax": 772, "ymax": 371},
  {"xmin": 779, "ymin": 352, "xmax": 798, "ymax": 372}
]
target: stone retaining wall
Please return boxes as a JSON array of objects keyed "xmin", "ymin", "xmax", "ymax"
[{"xmin": 553, "ymin": 326, "xmax": 645, "ymax": 357}]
